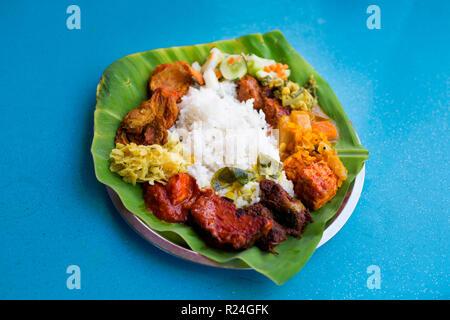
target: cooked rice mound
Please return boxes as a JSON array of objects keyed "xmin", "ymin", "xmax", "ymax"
[
  {"xmin": 173, "ymin": 80, "xmax": 294, "ymax": 206},
  {"xmin": 174, "ymin": 80, "xmax": 279, "ymax": 186}
]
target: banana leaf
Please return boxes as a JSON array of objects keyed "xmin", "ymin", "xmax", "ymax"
[{"xmin": 91, "ymin": 30, "xmax": 369, "ymax": 285}]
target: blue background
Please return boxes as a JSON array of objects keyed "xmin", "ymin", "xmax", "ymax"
[{"xmin": 0, "ymin": 0, "xmax": 448, "ymax": 299}]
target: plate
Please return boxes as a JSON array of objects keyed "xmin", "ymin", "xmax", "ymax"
[
  {"xmin": 92, "ymin": 31, "xmax": 370, "ymax": 282},
  {"xmin": 106, "ymin": 164, "xmax": 365, "ymax": 269}
]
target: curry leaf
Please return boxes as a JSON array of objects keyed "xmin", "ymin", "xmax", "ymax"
[
  {"xmin": 211, "ymin": 167, "xmax": 255, "ymax": 191},
  {"xmin": 257, "ymin": 153, "xmax": 283, "ymax": 179}
]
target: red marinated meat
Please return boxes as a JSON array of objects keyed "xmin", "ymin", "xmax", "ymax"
[
  {"xmin": 293, "ymin": 162, "xmax": 339, "ymax": 211},
  {"xmin": 236, "ymin": 75, "xmax": 265, "ymax": 110},
  {"xmin": 262, "ymin": 96, "xmax": 290, "ymax": 127},
  {"xmin": 236, "ymin": 75, "xmax": 290, "ymax": 127},
  {"xmin": 190, "ymin": 190, "xmax": 272, "ymax": 250},
  {"xmin": 143, "ymin": 173, "xmax": 200, "ymax": 223}
]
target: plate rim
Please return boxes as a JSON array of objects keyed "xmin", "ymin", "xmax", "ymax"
[{"xmin": 106, "ymin": 164, "xmax": 365, "ymax": 270}]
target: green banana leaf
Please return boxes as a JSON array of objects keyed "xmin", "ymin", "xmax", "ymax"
[{"xmin": 91, "ymin": 30, "xmax": 369, "ymax": 285}]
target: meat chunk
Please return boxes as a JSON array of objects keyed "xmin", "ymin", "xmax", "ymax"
[
  {"xmin": 291, "ymin": 162, "xmax": 338, "ymax": 210},
  {"xmin": 143, "ymin": 120, "xmax": 168, "ymax": 145},
  {"xmin": 115, "ymin": 126, "xmax": 133, "ymax": 145},
  {"xmin": 165, "ymin": 173, "xmax": 199, "ymax": 206},
  {"xmin": 261, "ymin": 85, "xmax": 275, "ymax": 98},
  {"xmin": 236, "ymin": 75, "xmax": 265, "ymax": 110},
  {"xmin": 120, "ymin": 101, "xmax": 156, "ymax": 135},
  {"xmin": 258, "ymin": 222, "xmax": 287, "ymax": 254},
  {"xmin": 115, "ymin": 88, "xmax": 178, "ymax": 146},
  {"xmin": 146, "ymin": 88, "xmax": 179, "ymax": 130},
  {"xmin": 262, "ymin": 96, "xmax": 290, "ymax": 127},
  {"xmin": 190, "ymin": 190, "xmax": 272, "ymax": 250},
  {"xmin": 149, "ymin": 61, "xmax": 204, "ymax": 101},
  {"xmin": 236, "ymin": 75, "xmax": 290, "ymax": 127},
  {"xmin": 259, "ymin": 179, "xmax": 312, "ymax": 236},
  {"xmin": 246, "ymin": 203, "xmax": 287, "ymax": 254},
  {"xmin": 143, "ymin": 173, "xmax": 199, "ymax": 223},
  {"xmin": 115, "ymin": 126, "xmax": 153, "ymax": 145},
  {"xmin": 118, "ymin": 60, "xmax": 203, "ymax": 146}
]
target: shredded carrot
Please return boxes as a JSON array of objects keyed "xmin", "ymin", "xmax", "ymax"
[
  {"xmin": 228, "ymin": 56, "xmax": 235, "ymax": 65},
  {"xmin": 214, "ymin": 69, "xmax": 222, "ymax": 79},
  {"xmin": 263, "ymin": 63, "xmax": 289, "ymax": 78}
]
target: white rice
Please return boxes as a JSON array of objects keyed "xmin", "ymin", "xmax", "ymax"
[{"xmin": 173, "ymin": 80, "xmax": 294, "ymax": 207}]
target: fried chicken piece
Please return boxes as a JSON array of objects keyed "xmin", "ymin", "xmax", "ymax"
[
  {"xmin": 246, "ymin": 203, "xmax": 287, "ymax": 254},
  {"xmin": 115, "ymin": 126, "xmax": 150, "ymax": 145},
  {"xmin": 143, "ymin": 120, "xmax": 168, "ymax": 145},
  {"xmin": 143, "ymin": 173, "xmax": 200, "ymax": 223},
  {"xmin": 115, "ymin": 126, "xmax": 131, "ymax": 145},
  {"xmin": 236, "ymin": 75, "xmax": 290, "ymax": 127},
  {"xmin": 259, "ymin": 179, "xmax": 312, "ymax": 236},
  {"xmin": 291, "ymin": 162, "xmax": 338, "ymax": 210},
  {"xmin": 190, "ymin": 190, "xmax": 272, "ymax": 250},
  {"xmin": 151, "ymin": 88, "xmax": 179, "ymax": 130},
  {"xmin": 114, "ymin": 88, "xmax": 178, "ymax": 146},
  {"xmin": 120, "ymin": 101, "xmax": 156, "ymax": 135},
  {"xmin": 149, "ymin": 61, "xmax": 204, "ymax": 101}
]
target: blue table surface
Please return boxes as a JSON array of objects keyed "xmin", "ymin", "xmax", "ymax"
[{"xmin": 0, "ymin": 0, "xmax": 448, "ymax": 300}]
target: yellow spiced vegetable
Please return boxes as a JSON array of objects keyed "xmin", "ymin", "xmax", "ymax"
[
  {"xmin": 109, "ymin": 133, "xmax": 190, "ymax": 185},
  {"xmin": 272, "ymin": 75, "xmax": 319, "ymax": 111}
]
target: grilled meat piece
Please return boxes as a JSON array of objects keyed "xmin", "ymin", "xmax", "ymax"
[
  {"xmin": 246, "ymin": 203, "xmax": 287, "ymax": 254},
  {"xmin": 258, "ymin": 222, "xmax": 287, "ymax": 254},
  {"xmin": 149, "ymin": 61, "xmax": 204, "ymax": 101},
  {"xmin": 236, "ymin": 75, "xmax": 290, "ymax": 127},
  {"xmin": 290, "ymin": 161, "xmax": 338, "ymax": 210},
  {"xmin": 259, "ymin": 179, "xmax": 312, "ymax": 236},
  {"xmin": 114, "ymin": 88, "xmax": 178, "ymax": 146},
  {"xmin": 143, "ymin": 173, "xmax": 200, "ymax": 223},
  {"xmin": 190, "ymin": 190, "xmax": 272, "ymax": 250}
]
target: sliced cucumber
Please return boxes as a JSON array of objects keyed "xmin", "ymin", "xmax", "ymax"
[
  {"xmin": 219, "ymin": 55, "xmax": 247, "ymax": 80},
  {"xmin": 246, "ymin": 54, "xmax": 276, "ymax": 77}
]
